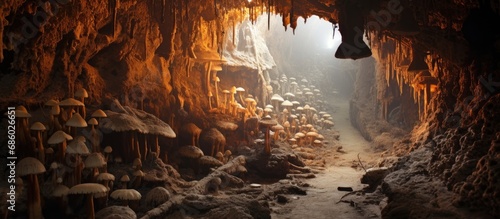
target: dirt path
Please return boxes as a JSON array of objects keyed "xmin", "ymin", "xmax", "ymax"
[{"xmin": 271, "ymin": 97, "xmax": 381, "ymax": 219}]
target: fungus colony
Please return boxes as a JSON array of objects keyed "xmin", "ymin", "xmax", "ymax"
[{"xmin": 4, "ymin": 71, "xmax": 335, "ymax": 218}]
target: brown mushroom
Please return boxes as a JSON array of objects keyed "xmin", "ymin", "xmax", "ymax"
[
  {"xmin": 74, "ymin": 88, "xmax": 89, "ymax": 118},
  {"xmin": 16, "ymin": 157, "xmax": 46, "ymax": 219},
  {"xmin": 30, "ymin": 122, "xmax": 46, "ymax": 164},
  {"xmin": 120, "ymin": 175, "xmax": 130, "ymax": 189},
  {"xmin": 59, "ymin": 98, "xmax": 84, "ymax": 124},
  {"xmin": 48, "ymin": 130, "xmax": 73, "ymax": 162},
  {"xmin": 91, "ymin": 109, "xmax": 108, "ymax": 124},
  {"xmin": 130, "ymin": 170, "xmax": 144, "ymax": 189},
  {"xmin": 66, "ymin": 138, "xmax": 90, "ymax": 186},
  {"xmin": 85, "ymin": 153, "xmax": 107, "ymax": 182},
  {"xmin": 259, "ymin": 117, "xmax": 278, "ymax": 155},
  {"xmin": 87, "ymin": 118, "xmax": 100, "ymax": 152},
  {"xmin": 110, "ymin": 189, "xmax": 141, "ymax": 207},
  {"xmin": 68, "ymin": 183, "xmax": 108, "ymax": 219},
  {"xmin": 66, "ymin": 113, "xmax": 87, "ymax": 137}
]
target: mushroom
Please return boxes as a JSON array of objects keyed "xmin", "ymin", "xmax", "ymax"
[
  {"xmin": 51, "ymin": 183, "xmax": 70, "ymax": 214},
  {"xmin": 91, "ymin": 109, "xmax": 108, "ymax": 124},
  {"xmin": 229, "ymin": 86, "xmax": 237, "ymax": 113},
  {"xmin": 66, "ymin": 138, "xmax": 90, "ymax": 186},
  {"xmin": 215, "ymin": 152, "xmax": 224, "ymax": 163},
  {"xmin": 85, "ymin": 153, "xmax": 107, "ymax": 182},
  {"xmin": 306, "ymin": 131, "xmax": 319, "ymax": 145},
  {"xmin": 259, "ymin": 116, "xmax": 278, "ymax": 155},
  {"xmin": 66, "ymin": 113, "xmax": 87, "ymax": 137},
  {"xmin": 180, "ymin": 123, "xmax": 202, "ymax": 147},
  {"xmin": 208, "ymin": 91, "xmax": 214, "ymax": 110},
  {"xmin": 271, "ymin": 94, "xmax": 284, "ymax": 113},
  {"xmin": 58, "ymin": 98, "xmax": 84, "ymax": 124},
  {"xmin": 199, "ymin": 128, "xmax": 226, "ymax": 157},
  {"xmin": 120, "ymin": 175, "xmax": 130, "ymax": 189},
  {"xmin": 95, "ymin": 206, "xmax": 137, "ymax": 219},
  {"xmin": 236, "ymin": 87, "xmax": 246, "ymax": 106},
  {"xmin": 12, "ymin": 106, "xmax": 32, "ymax": 156},
  {"xmin": 144, "ymin": 187, "xmax": 170, "ymax": 209},
  {"xmin": 97, "ymin": 172, "xmax": 115, "ymax": 191},
  {"xmin": 30, "ymin": 122, "xmax": 46, "ymax": 164},
  {"xmin": 272, "ymin": 124, "xmax": 284, "ymax": 142},
  {"xmin": 214, "ymin": 76, "xmax": 221, "ymax": 108},
  {"xmin": 48, "ymin": 130, "xmax": 73, "ymax": 162},
  {"xmin": 110, "ymin": 189, "xmax": 142, "ymax": 207},
  {"xmin": 68, "ymin": 183, "xmax": 108, "ymax": 219},
  {"xmin": 103, "ymin": 146, "xmax": 113, "ymax": 162},
  {"xmin": 16, "ymin": 157, "xmax": 46, "ymax": 219},
  {"xmin": 130, "ymin": 170, "xmax": 144, "ymax": 189},
  {"xmin": 223, "ymin": 150, "xmax": 233, "ymax": 163},
  {"xmin": 74, "ymin": 88, "xmax": 89, "ymax": 118},
  {"xmin": 222, "ymin": 89, "xmax": 230, "ymax": 113},
  {"xmin": 132, "ymin": 158, "xmax": 142, "ymax": 171},
  {"xmin": 87, "ymin": 118, "xmax": 99, "ymax": 152}
]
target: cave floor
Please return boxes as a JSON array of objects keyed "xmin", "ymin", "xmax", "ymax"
[{"xmin": 271, "ymin": 96, "xmax": 383, "ymax": 219}]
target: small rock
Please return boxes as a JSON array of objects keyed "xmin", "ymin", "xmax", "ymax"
[{"xmin": 276, "ymin": 194, "xmax": 289, "ymax": 204}]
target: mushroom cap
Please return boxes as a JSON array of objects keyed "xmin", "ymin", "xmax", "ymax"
[
  {"xmin": 48, "ymin": 130, "xmax": 73, "ymax": 144},
  {"xmin": 236, "ymin": 87, "xmax": 245, "ymax": 92},
  {"xmin": 104, "ymin": 146, "xmax": 113, "ymax": 153},
  {"xmin": 97, "ymin": 173, "xmax": 115, "ymax": 181},
  {"xmin": 271, "ymin": 94, "xmax": 284, "ymax": 102},
  {"xmin": 290, "ymin": 81, "xmax": 298, "ymax": 85},
  {"xmin": 30, "ymin": 122, "xmax": 46, "ymax": 131},
  {"xmin": 88, "ymin": 118, "xmax": 98, "ymax": 126},
  {"xmin": 14, "ymin": 108, "xmax": 31, "ymax": 118},
  {"xmin": 198, "ymin": 155, "xmax": 224, "ymax": 167},
  {"xmin": 215, "ymin": 152, "xmax": 224, "ymax": 159},
  {"xmin": 46, "ymin": 147, "xmax": 54, "ymax": 154},
  {"xmin": 224, "ymin": 150, "xmax": 232, "ymax": 156},
  {"xmin": 211, "ymin": 64, "xmax": 223, "ymax": 71},
  {"xmin": 68, "ymin": 183, "xmax": 108, "ymax": 195},
  {"xmin": 244, "ymin": 97, "xmax": 255, "ymax": 103},
  {"xmin": 178, "ymin": 145, "xmax": 204, "ymax": 158},
  {"xmin": 45, "ymin": 99, "xmax": 59, "ymax": 106},
  {"xmin": 317, "ymin": 134, "xmax": 324, "ymax": 140},
  {"xmin": 144, "ymin": 187, "xmax": 171, "ymax": 208},
  {"xmin": 313, "ymin": 140, "xmax": 322, "ymax": 144},
  {"xmin": 51, "ymin": 105, "xmax": 61, "ymax": 115},
  {"xmin": 121, "ymin": 175, "xmax": 130, "ymax": 182},
  {"xmin": 281, "ymin": 100, "xmax": 293, "ymax": 107},
  {"xmin": 96, "ymin": 206, "xmax": 137, "ymax": 219},
  {"xmin": 133, "ymin": 170, "xmax": 145, "ymax": 177},
  {"xmin": 66, "ymin": 113, "xmax": 88, "ymax": 128},
  {"xmin": 59, "ymin": 98, "xmax": 84, "ymax": 107},
  {"xmin": 51, "ymin": 184, "xmax": 70, "ymax": 197},
  {"xmin": 67, "ymin": 140, "xmax": 90, "ymax": 155},
  {"xmin": 110, "ymin": 189, "xmax": 142, "ymax": 201},
  {"xmin": 74, "ymin": 88, "xmax": 89, "ymax": 98},
  {"xmin": 284, "ymin": 92, "xmax": 295, "ymax": 98},
  {"xmin": 193, "ymin": 48, "xmax": 227, "ymax": 62},
  {"xmin": 85, "ymin": 153, "xmax": 106, "ymax": 168},
  {"xmin": 264, "ymin": 108, "xmax": 273, "ymax": 113},
  {"xmin": 17, "ymin": 157, "xmax": 46, "ymax": 176},
  {"xmin": 259, "ymin": 117, "xmax": 278, "ymax": 126},
  {"xmin": 295, "ymin": 132, "xmax": 305, "ymax": 138},
  {"xmin": 265, "ymin": 104, "xmax": 274, "ymax": 109},
  {"xmin": 306, "ymin": 131, "xmax": 319, "ymax": 137},
  {"xmin": 91, "ymin": 109, "xmax": 108, "ymax": 118},
  {"xmin": 272, "ymin": 124, "xmax": 284, "ymax": 131},
  {"xmin": 291, "ymin": 101, "xmax": 300, "ymax": 105},
  {"xmin": 222, "ymin": 89, "xmax": 230, "ymax": 94},
  {"xmin": 230, "ymin": 86, "xmax": 237, "ymax": 93}
]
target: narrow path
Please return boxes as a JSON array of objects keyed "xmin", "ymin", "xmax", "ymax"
[{"xmin": 271, "ymin": 97, "xmax": 380, "ymax": 219}]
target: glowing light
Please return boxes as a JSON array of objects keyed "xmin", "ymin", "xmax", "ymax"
[{"xmin": 248, "ymin": 0, "xmax": 252, "ymax": 2}]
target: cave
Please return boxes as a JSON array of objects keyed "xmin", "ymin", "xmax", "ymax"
[{"xmin": 1, "ymin": 0, "xmax": 499, "ymax": 218}]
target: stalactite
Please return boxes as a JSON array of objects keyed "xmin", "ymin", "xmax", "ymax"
[
  {"xmin": 152, "ymin": 0, "xmax": 155, "ymax": 17},
  {"xmin": 214, "ymin": 0, "xmax": 218, "ymax": 17},
  {"xmin": 162, "ymin": 0, "xmax": 166, "ymax": 23},
  {"xmin": 233, "ymin": 21, "xmax": 236, "ymax": 46},
  {"xmin": 268, "ymin": 0, "xmax": 271, "ymax": 30}
]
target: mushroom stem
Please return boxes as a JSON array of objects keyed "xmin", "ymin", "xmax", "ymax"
[
  {"xmin": 206, "ymin": 62, "xmax": 212, "ymax": 95},
  {"xmin": 90, "ymin": 125, "xmax": 99, "ymax": 152},
  {"xmin": 36, "ymin": 131, "xmax": 45, "ymax": 164},
  {"xmin": 57, "ymin": 141, "xmax": 67, "ymax": 163},
  {"xmin": 265, "ymin": 127, "xmax": 271, "ymax": 155},
  {"xmin": 86, "ymin": 194, "xmax": 96, "ymax": 219},
  {"xmin": 28, "ymin": 174, "xmax": 43, "ymax": 219},
  {"xmin": 154, "ymin": 135, "xmax": 160, "ymax": 158}
]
